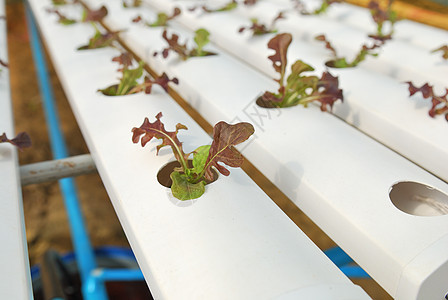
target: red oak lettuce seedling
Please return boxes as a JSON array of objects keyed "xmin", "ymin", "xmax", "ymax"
[
  {"xmin": 155, "ymin": 29, "xmax": 216, "ymax": 60},
  {"xmin": 405, "ymin": 82, "xmax": 448, "ymax": 122},
  {"xmin": 261, "ymin": 33, "xmax": 343, "ymax": 110},
  {"xmin": 238, "ymin": 12, "xmax": 284, "ymax": 36},
  {"xmin": 77, "ymin": 26, "xmax": 121, "ymax": 50},
  {"xmin": 191, "ymin": 0, "xmax": 238, "ymax": 13},
  {"xmin": 132, "ymin": 112, "xmax": 254, "ymax": 200},
  {"xmin": 47, "ymin": 5, "xmax": 108, "ymax": 26},
  {"xmin": 0, "ymin": 132, "xmax": 31, "ymax": 151},
  {"xmin": 293, "ymin": 0, "xmax": 342, "ymax": 15},
  {"xmin": 132, "ymin": 7, "xmax": 181, "ymax": 27},
  {"xmin": 315, "ymin": 34, "xmax": 383, "ymax": 68},
  {"xmin": 432, "ymin": 45, "xmax": 448, "ymax": 60},
  {"xmin": 99, "ymin": 53, "xmax": 178, "ymax": 96},
  {"xmin": 368, "ymin": 0, "xmax": 398, "ymax": 41}
]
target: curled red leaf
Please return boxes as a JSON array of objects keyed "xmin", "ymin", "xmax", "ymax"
[
  {"xmin": 405, "ymin": 81, "xmax": 448, "ymax": 121},
  {"xmin": 131, "ymin": 112, "xmax": 189, "ymax": 162},
  {"xmin": 0, "ymin": 132, "xmax": 32, "ymax": 151}
]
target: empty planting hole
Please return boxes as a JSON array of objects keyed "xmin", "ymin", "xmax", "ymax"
[
  {"xmin": 389, "ymin": 181, "xmax": 448, "ymax": 216},
  {"xmin": 157, "ymin": 160, "xmax": 218, "ymax": 188}
]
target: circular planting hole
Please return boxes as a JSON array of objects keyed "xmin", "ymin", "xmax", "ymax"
[
  {"xmin": 157, "ymin": 160, "xmax": 218, "ymax": 188},
  {"xmin": 389, "ymin": 181, "xmax": 448, "ymax": 216}
]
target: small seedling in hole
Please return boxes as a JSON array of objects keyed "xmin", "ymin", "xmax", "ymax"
[
  {"xmin": 0, "ymin": 132, "xmax": 31, "ymax": 151},
  {"xmin": 46, "ymin": 5, "xmax": 108, "ymax": 25},
  {"xmin": 132, "ymin": 7, "xmax": 181, "ymax": 27},
  {"xmin": 368, "ymin": 0, "xmax": 398, "ymax": 41},
  {"xmin": 132, "ymin": 112, "xmax": 254, "ymax": 200},
  {"xmin": 432, "ymin": 45, "xmax": 448, "ymax": 60},
  {"xmin": 154, "ymin": 28, "xmax": 216, "ymax": 60},
  {"xmin": 190, "ymin": 0, "xmax": 237, "ymax": 13},
  {"xmin": 123, "ymin": 0, "xmax": 142, "ymax": 8},
  {"xmin": 77, "ymin": 25, "xmax": 121, "ymax": 50},
  {"xmin": 260, "ymin": 33, "xmax": 343, "ymax": 110},
  {"xmin": 292, "ymin": 0, "xmax": 342, "ymax": 15},
  {"xmin": 0, "ymin": 59, "xmax": 8, "ymax": 73},
  {"xmin": 238, "ymin": 12, "xmax": 284, "ymax": 36},
  {"xmin": 315, "ymin": 34, "xmax": 384, "ymax": 68},
  {"xmin": 405, "ymin": 81, "xmax": 448, "ymax": 122},
  {"xmin": 99, "ymin": 52, "xmax": 178, "ymax": 96}
]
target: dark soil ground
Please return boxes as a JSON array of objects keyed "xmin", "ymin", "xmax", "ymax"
[{"xmin": 9, "ymin": 0, "xmax": 444, "ymax": 297}]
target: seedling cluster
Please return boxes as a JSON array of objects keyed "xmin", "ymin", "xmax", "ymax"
[
  {"xmin": 314, "ymin": 0, "xmax": 397, "ymax": 68},
  {"xmin": 155, "ymin": 28, "xmax": 216, "ymax": 60},
  {"xmin": 292, "ymin": 0, "xmax": 342, "ymax": 15},
  {"xmin": 132, "ymin": 113, "xmax": 254, "ymax": 200},
  {"xmin": 238, "ymin": 12, "xmax": 284, "ymax": 36},
  {"xmin": 132, "ymin": 7, "xmax": 181, "ymax": 27},
  {"xmin": 260, "ymin": 33, "xmax": 343, "ymax": 110}
]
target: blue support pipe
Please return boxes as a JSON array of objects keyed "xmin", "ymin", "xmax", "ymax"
[
  {"xmin": 25, "ymin": 5, "xmax": 108, "ymax": 299},
  {"xmin": 325, "ymin": 247, "xmax": 371, "ymax": 279}
]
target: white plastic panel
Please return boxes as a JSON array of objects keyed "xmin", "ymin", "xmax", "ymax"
[
  {"xmin": 0, "ymin": 0, "xmax": 33, "ymax": 298},
  {"xmin": 85, "ymin": 0, "xmax": 448, "ymax": 298},
  {"xmin": 28, "ymin": 0, "xmax": 369, "ymax": 298},
  {"xmin": 141, "ymin": 0, "xmax": 448, "ymax": 184}
]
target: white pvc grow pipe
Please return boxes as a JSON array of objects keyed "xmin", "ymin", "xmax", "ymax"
[
  {"xmin": 28, "ymin": 1, "xmax": 369, "ymax": 298},
  {"xmin": 87, "ymin": 0, "xmax": 448, "ymax": 298},
  {"xmin": 271, "ymin": 0, "xmax": 448, "ymax": 52},
  {"xmin": 0, "ymin": 0, "xmax": 33, "ymax": 298},
  {"xmin": 141, "ymin": 0, "xmax": 448, "ymax": 183}
]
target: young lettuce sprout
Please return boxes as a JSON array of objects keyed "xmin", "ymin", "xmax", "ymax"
[
  {"xmin": 154, "ymin": 29, "xmax": 216, "ymax": 60},
  {"xmin": 238, "ymin": 12, "xmax": 284, "ymax": 36},
  {"xmin": 77, "ymin": 25, "xmax": 121, "ymax": 50},
  {"xmin": 99, "ymin": 53, "xmax": 178, "ymax": 96},
  {"xmin": 315, "ymin": 34, "xmax": 384, "ymax": 68},
  {"xmin": 260, "ymin": 33, "xmax": 343, "ymax": 110},
  {"xmin": 132, "ymin": 7, "xmax": 181, "ymax": 27},
  {"xmin": 405, "ymin": 82, "xmax": 448, "ymax": 122},
  {"xmin": 368, "ymin": 0, "xmax": 398, "ymax": 41},
  {"xmin": 191, "ymin": 0, "xmax": 238, "ymax": 13},
  {"xmin": 292, "ymin": 0, "xmax": 342, "ymax": 15},
  {"xmin": 132, "ymin": 113, "xmax": 254, "ymax": 200},
  {"xmin": 0, "ymin": 132, "xmax": 32, "ymax": 151},
  {"xmin": 47, "ymin": 5, "xmax": 108, "ymax": 26},
  {"xmin": 431, "ymin": 45, "xmax": 448, "ymax": 60}
]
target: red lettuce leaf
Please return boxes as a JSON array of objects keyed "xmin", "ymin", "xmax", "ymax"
[
  {"xmin": 132, "ymin": 112, "xmax": 189, "ymax": 163},
  {"xmin": 203, "ymin": 122, "xmax": 254, "ymax": 181},
  {"xmin": 314, "ymin": 71, "xmax": 343, "ymax": 111},
  {"xmin": 267, "ymin": 33, "xmax": 292, "ymax": 89},
  {"xmin": 405, "ymin": 81, "xmax": 448, "ymax": 121},
  {"xmin": 0, "ymin": 132, "xmax": 32, "ymax": 151},
  {"xmin": 83, "ymin": 6, "xmax": 108, "ymax": 22}
]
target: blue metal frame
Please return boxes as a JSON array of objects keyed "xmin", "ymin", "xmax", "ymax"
[{"xmin": 25, "ymin": 4, "xmax": 144, "ymax": 299}]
